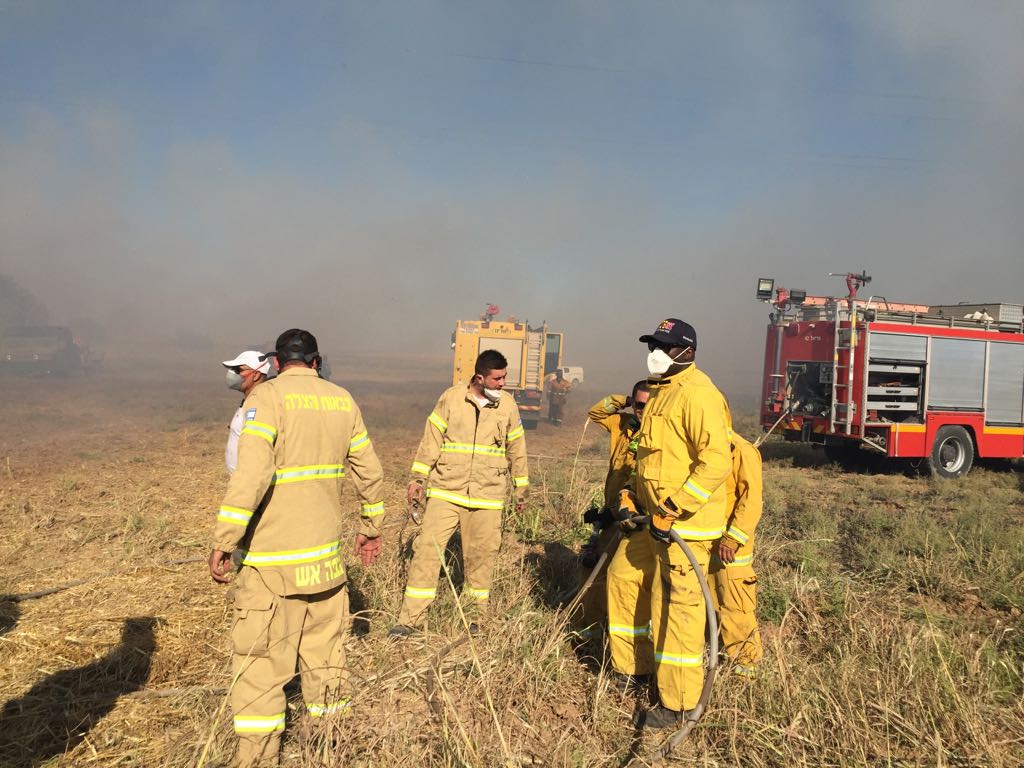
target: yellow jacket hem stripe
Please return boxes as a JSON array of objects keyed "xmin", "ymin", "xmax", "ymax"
[
  {"xmin": 243, "ymin": 540, "xmax": 341, "ymax": 566},
  {"xmin": 426, "ymin": 488, "xmax": 505, "ymax": 509},
  {"xmin": 513, "ymin": 476, "xmax": 530, "ymax": 488},
  {"xmin": 654, "ymin": 651, "xmax": 703, "ymax": 667},
  {"xmin": 405, "ymin": 586, "xmax": 437, "ymax": 599},
  {"xmin": 273, "ymin": 464, "xmax": 346, "ymax": 484},
  {"xmin": 428, "ymin": 412, "xmax": 448, "ymax": 432},
  {"xmin": 411, "ymin": 461, "xmax": 431, "ymax": 475},
  {"xmin": 233, "ymin": 714, "xmax": 285, "ymax": 733},
  {"xmin": 361, "ymin": 501, "xmax": 385, "ymax": 516},
  {"xmin": 349, "ymin": 431, "xmax": 371, "ymax": 452},
  {"xmin": 441, "ymin": 442, "xmax": 506, "ymax": 456},
  {"xmin": 670, "ymin": 523, "xmax": 726, "ymax": 540},
  {"xmin": 241, "ymin": 423, "xmax": 277, "ymax": 444},
  {"xmin": 726, "ymin": 524, "xmax": 750, "ymax": 544},
  {"xmin": 682, "ymin": 478, "xmax": 711, "ymax": 502}
]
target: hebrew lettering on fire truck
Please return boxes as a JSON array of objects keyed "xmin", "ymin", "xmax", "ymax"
[{"xmin": 757, "ymin": 272, "xmax": 1024, "ymax": 478}]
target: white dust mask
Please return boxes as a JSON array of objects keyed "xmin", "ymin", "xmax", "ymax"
[
  {"xmin": 226, "ymin": 370, "xmax": 244, "ymax": 391},
  {"xmin": 483, "ymin": 387, "xmax": 503, "ymax": 402}
]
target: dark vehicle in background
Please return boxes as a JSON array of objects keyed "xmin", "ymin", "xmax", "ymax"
[{"xmin": 1, "ymin": 326, "xmax": 82, "ymax": 375}]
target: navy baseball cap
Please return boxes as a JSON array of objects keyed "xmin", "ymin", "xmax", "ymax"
[{"xmin": 639, "ymin": 318, "xmax": 697, "ymax": 350}]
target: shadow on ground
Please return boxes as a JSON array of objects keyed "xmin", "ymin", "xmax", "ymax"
[{"xmin": 0, "ymin": 616, "xmax": 159, "ymax": 767}]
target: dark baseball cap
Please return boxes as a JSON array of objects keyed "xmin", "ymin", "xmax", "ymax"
[{"xmin": 639, "ymin": 318, "xmax": 697, "ymax": 349}]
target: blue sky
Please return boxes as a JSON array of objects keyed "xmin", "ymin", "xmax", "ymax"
[{"xmin": 1, "ymin": 2, "xmax": 1022, "ymax": 398}]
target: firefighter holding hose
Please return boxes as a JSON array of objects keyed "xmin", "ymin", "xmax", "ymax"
[{"xmin": 625, "ymin": 318, "xmax": 733, "ymax": 729}]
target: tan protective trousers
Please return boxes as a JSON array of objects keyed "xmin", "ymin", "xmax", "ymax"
[
  {"xmin": 398, "ymin": 498, "xmax": 502, "ymax": 627},
  {"xmin": 605, "ymin": 531, "xmax": 657, "ymax": 675},
  {"xmin": 651, "ymin": 538, "xmax": 713, "ymax": 712},
  {"xmin": 710, "ymin": 569, "xmax": 763, "ymax": 666},
  {"xmin": 230, "ymin": 567, "xmax": 350, "ymax": 768},
  {"xmin": 573, "ymin": 526, "xmax": 620, "ymax": 639}
]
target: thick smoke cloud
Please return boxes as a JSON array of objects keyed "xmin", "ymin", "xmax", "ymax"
[{"xmin": 1, "ymin": 2, "xmax": 1021, "ymax": 405}]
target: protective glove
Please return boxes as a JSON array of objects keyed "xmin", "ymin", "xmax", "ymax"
[
  {"xmin": 618, "ymin": 515, "xmax": 645, "ymax": 533},
  {"xmin": 617, "ymin": 489, "xmax": 638, "ymax": 519},
  {"xmin": 515, "ymin": 487, "xmax": 529, "ymax": 514},
  {"xmin": 716, "ymin": 537, "xmax": 738, "ymax": 564},
  {"xmin": 649, "ymin": 514, "xmax": 673, "ymax": 543}
]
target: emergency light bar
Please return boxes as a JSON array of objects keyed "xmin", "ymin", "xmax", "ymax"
[{"xmin": 756, "ymin": 278, "xmax": 774, "ymax": 301}]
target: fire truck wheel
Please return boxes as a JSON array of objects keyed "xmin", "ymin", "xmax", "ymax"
[{"xmin": 928, "ymin": 426, "xmax": 974, "ymax": 479}]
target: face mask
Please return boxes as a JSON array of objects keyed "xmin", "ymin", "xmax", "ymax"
[
  {"xmin": 226, "ymin": 370, "xmax": 244, "ymax": 391},
  {"xmin": 483, "ymin": 387, "xmax": 502, "ymax": 402}
]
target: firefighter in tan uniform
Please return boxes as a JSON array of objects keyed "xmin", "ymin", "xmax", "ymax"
[
  {"xmin": 709, "ymin": 432, "xmax": 764, "ymax": 678},
  {"xmin": 209, "ymin": 329, "xmax": 386, "ymax": 767},
  {"xmin": 390, "ymin": 349, "xmax": 529, "ymax": 636},
  {"xmin": 575, "ymin": 382, "xmax": 650, "ymax": 647},
  {"xmin": 547, "ymin": 369, "xmax": 573, "ymax": 425},
  {"xmin": 626, "ymin": 318, "xmax": 732, "ymax": 730}
]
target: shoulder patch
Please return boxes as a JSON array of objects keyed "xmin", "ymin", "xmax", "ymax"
[{"xmin": 245, "ymin": 408, "xmax": 257, "ymax": 422}]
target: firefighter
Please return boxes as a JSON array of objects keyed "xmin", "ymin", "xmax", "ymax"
[
  {"xmin": 575, "ymin": 382, "xmax": 650, "ymax": 645},
  {"xmin": 222, "ymin": 350, "xmax": 272, "ymax": 475},
  {"xmin": 547, "ymin": 369, "xmax": 572, "ymax": 425},
  {"xmin": 209, "ymin": 329, "xmax": 386, "ymax": 768},
  {"xmin": 625, "ymin": 318, "xmax": 732, "ymax": 729},
  {"xmin": 390, "ymin": 349, "xmax": 529, "ymax": 637},
  {"xmin": 709, "ymin": 432, "xmax": 764, "ymax": 678}
]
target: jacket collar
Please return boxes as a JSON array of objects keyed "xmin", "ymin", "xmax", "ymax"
[
  {"xmin": 278, "ymin": 366, "xmax": 319, "ymax": 378},
  {"xmin": 651, "ymin": 362, "xmax": 698, "ymax": 388}
]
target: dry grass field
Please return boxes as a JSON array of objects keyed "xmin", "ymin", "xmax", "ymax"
[{"xmin": 1, "ymin": 361, "xmax": 1022, "ymax": 767}]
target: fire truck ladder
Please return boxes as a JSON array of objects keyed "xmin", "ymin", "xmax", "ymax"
[
  {"xmin": 524, "ymin": 330, "xmax": 544, "ymax": 390},
  {"xmin": 829, "ymin": 304, "xmax": 858, "ymax": 435}
]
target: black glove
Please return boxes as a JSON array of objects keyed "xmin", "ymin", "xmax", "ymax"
[
  {"xmin": 579, "ymin": 544, "xmax": 599, "ymax": 569},
  {"xmin": 583, "ymin": 505, "xmax": 615, "ymax": 528}
]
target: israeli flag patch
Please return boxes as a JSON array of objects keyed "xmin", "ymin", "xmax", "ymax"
[{"xmin": 245, "ymin": 408, "xmax": 257, "ymax": 422}]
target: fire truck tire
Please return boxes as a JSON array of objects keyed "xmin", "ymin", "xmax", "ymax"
[{"xmin": 928, "ymin": 426, "xmax": 974, "ymax": 479}]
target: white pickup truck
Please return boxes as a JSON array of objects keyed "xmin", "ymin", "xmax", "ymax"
[{"xmin": 547, "ymin": 365, "xmax": 584, "ymax": 386}]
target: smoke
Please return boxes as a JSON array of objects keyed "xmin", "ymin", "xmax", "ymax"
[{"xmin": 1, "ymin": 2, "xmax": 1022, "ymax": 405}]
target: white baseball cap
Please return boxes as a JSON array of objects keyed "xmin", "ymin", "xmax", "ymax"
[{"xmin": 222, "ymin": 350, "xmax": 271, "ymax": 375}]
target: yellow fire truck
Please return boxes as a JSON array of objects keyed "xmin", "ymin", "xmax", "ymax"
[{"xmin": 451, "ymin": 305, "xmax": 563, "ymax": 429}]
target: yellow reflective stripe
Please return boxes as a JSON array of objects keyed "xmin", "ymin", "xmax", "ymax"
[
  {"xmin": 725, "ymin": 553, "xmax": 754, "ymax": 567},
  {"xmin": 425, "ymin": 488, "xmax": 505, "ymax": 510},
  {"xmin": 507, "ymin": 424, "xmax": 525, "ymax": 441},
  {"xmin": 217, "ymin": 505, "xmax": 253, "ymax": 526},
  {"xmin": 234, "ymin": 713, "xmax": 285, "ymax": 733},
  {"xmin": 411, "ymin": 461, "xmax": 431, "ymax": 475},
  {"xmin": 306, "ymin": 700, "xmax": 351, "ymax": 717},
  {"xmin": 670, "ymin": 523, "xmax": 726, "ymax": 540},
  {"xmin": 349, "ymin": 431, "xmax": 370, "ymax": 452},
  {"xmin": 243, "ymin": 540, "xmax": 341, "ymax": 566},
  {"xmin": 428, "ymin": 412, "xmax": 448, "ymax": 433},
  {"xmin": 513, "ymin": 476, "xmax": 530, "ymax": 488},
  {"xmin": 241, "ymin": 421, "xmax": 277, "ymax": 444},
  {"xmin": 682, "ymin": 478, "xmax": 712, "ymax": 502},
  {"xmin": 405, "ymin": 586, "xmax": 437, "ymax": 599},
  {"xmin": 273, "ymin": 464, "xmax": 346, "ymax": 484},
  {"xmin": 726, "ymin": 524, "xmax": 750, "ymax": 545},
  {"xmin": 464, "ymin": 586, "xmax": 490, "ymax": 599},
  {"xmin": 609, "ymin": 624, "xmax": 650, "ymax": 637},
  {"xmin": 361, "ymin": 501, "xmax": 384, "ymax": 517},
  {"xmin": 440, "ymin": 442, "xmax": 506, "ymax": 456},
  {"xmin": 654, "ymin": 651, "xmax": 703, "ymax": 667}
]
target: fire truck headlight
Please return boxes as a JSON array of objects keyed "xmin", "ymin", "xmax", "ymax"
[{"xmin": 756, "ymin": 278, "xmax": 774, "ymax": 301}]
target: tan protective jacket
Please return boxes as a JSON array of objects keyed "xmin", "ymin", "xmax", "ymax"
[
  {"xmin": 717, "ymin": 434, "xmax": 763, "ymax": 578},
  {"xmin": 636, "ymin": 364, "xmax": 732, "ymax": 540},
  {"xmin": 410, "ymin": 385, "xmax": 529, "ymax": 509},
  {"xmin": 587, "ymin": 394, "xmax": 640, "ymax": 508},
  {"xmin": 213, "ymin": 366, "xmax": 386, "ymax": 596}
]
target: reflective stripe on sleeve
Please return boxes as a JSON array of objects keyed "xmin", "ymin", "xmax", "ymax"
[
  {"xmin": 233, "ymin": 713, "xmax": 285, "ymax": 733},
  {"xmin": 513, "ymin": 476, "xmax": 530, "ymax": 488},
  {"xmin": 654, "ymin": 651, "xmax": 703, "ymax": 668},
  {"xmin": 404, "ymin": 586, "xmax": 437, "ymax": 599},
  {"xmin": 507, "ymin": 424, "xmax": 525, "ymax": 441},
  {"xmin": 411, "ymin": 461, "xmax": 431, "ymax": 475},
  {"xmin": 241, "ymin": 421, "xmax": 277, "ymax": 444},
  {"xmin": 428, "ymin": 412, "xmax": 448, "ymax": 433},
  {"xmin": 726, "ymin": 524, "xmax": 750, "ymax": 545},
  {"xmin": 349, "ymin": 431, "xmax": 371, "ymax": 453},
  {"xmin": 272, "ymin": 464, "xmax": 346, "ymax": 484},
  {"xmin": 361, "ymin": 501, "xmax": 384, "ymax": 517},
  {"xmin": 217, "ymin": 505, "xmax": 253, "ymax": 526},
  {"xmin": 681, "ymin": 478, "xmax": 712, "ymax": 502},
  {"xmin": 242, "ymin": 540, "xmax": 341, "ymax": 567},
  {"xmin": 425, "ymin": 488, "xmax": 505, "ymax": 510}
]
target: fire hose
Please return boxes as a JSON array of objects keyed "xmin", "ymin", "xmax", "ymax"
[{"xmin": 566, "ymin": 517, "xmax": 720, "ymax": 764}]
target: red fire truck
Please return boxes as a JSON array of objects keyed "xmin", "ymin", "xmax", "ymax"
[{"xmin": 758, "ymin": 272, "xmax": 1024, "ymax": 477}]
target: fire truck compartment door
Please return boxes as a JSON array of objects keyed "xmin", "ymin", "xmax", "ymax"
[
  {"xmin": 928, "ymin": 338, "xmax": 985, "ymax": 411},
  {"xmin": 869, "ymin": 333, "xmax": 927, "ymax": 362},
  {"xmin": 987, "ymin": 342, "xmax": 1024, "ymax": 424},
  {"xmin": 482, "ymin": 337, "xmax": 525, "ymax": 387}
]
